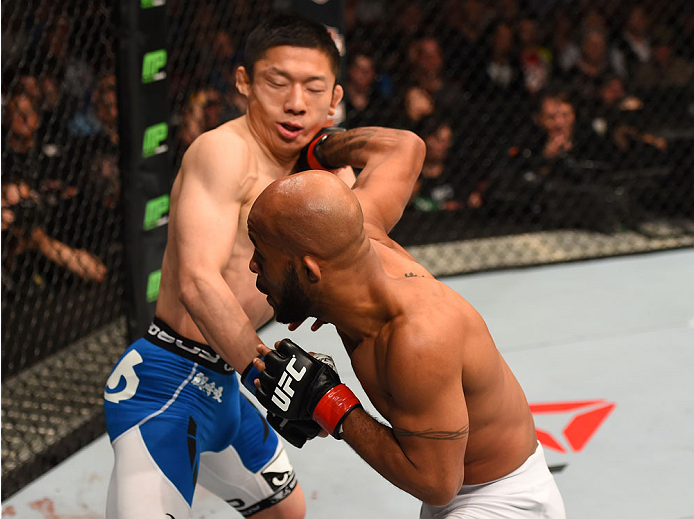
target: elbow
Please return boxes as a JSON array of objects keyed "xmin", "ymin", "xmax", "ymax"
[
  {"xmin": 418, "ymin": 474, "xmax": 462, "ymax": 507},
  {"xmin": 401, "ymin": 130, "xmax": 426, "ymax": 158},
  {"xmin": 401, "ymin": 131, "xmax": 427, "ymax": 173},
  {"xmin": 177, "ymin": 269, "xmax": 205, "ymax": 309},
  {"xmin": 421, "ymin": 487, "xmax": 459, "ymax": 508}
]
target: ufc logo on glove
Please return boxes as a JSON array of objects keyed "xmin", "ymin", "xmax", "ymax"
[
  {"xmin": 272, "ymin": 357, "xmax": 307, "ymax": 412},
  {"xmin": 255, "ymin": 339, "xmax": 362, "ymax": 439}
]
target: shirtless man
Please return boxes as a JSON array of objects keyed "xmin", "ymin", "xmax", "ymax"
[
  {"xmin": 245, "ymin": 127, "xmax": 566, "ymax": 518},
  {"xmin": 103, "ymin": 14, "xmax": 352, "ymax": 518}
]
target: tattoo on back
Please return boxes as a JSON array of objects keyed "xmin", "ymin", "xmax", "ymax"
[
  {"xmin": 392, "ymin": 424, "xmax": 470, "ymax": 440},
  {"xmin": 319, "ymin": 128, "xmax": 379, "ymax": 167}
]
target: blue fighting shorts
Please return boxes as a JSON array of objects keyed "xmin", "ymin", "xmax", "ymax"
[{"xmin": 104, "ymin": 317, "xmax": 297, "ymax": 517}]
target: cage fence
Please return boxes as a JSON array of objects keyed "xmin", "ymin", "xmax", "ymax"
[{"xmin": 2, "ymin": 0, "xmax": 693, "ymax": 501}]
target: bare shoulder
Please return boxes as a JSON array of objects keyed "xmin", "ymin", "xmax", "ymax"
[
  {"xmin": 366, "ymin": 228, "xmax": 432, "ymax": 278},
  {"xmin": 384, "ymin": 283, "xmax": 470, "ymax": 365},
  {"xmin": 180, "ymin": 123, "xmax": 257, "ymax": 194}
]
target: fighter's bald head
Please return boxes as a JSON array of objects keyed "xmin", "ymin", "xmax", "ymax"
[{"xmin": 248, "ymin": 170, "xmax": 365, "ymax": 262}]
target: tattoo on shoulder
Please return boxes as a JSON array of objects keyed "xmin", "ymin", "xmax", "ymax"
[
  {"xmin": 404, "ymin": 272, "xmax": 424, "ymax": 278},
  {"xmin": 392, "ymin": 424, "xmax": 470, "ymax": 440}
]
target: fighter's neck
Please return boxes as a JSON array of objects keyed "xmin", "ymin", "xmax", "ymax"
[
  {"xmin": 317, "ymin": 254, "xmax": 398, "ymax": 347},
  {"xmin": 241, "ymin": 114, "xmax": 299, "ymax": 171}
]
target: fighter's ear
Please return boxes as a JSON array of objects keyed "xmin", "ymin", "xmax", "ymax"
[
  {"xmin": 303, "ymin": 256, "xmax": 322, "ymax": 283},
  {"xmin": 236, "ymin": 65, "xmax": 251, "ymax": 97},
  {"xmin": 328, "ymin": 84, "xmax": 343, "ymax": 116}
]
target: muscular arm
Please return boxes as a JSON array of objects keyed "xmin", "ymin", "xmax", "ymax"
[
  {"xmin": 172, "ymin": 132, "xmax": 261, "ymax": 371},
  {"xmin": 341, "ymin": 326, "xmax": 468, "ymax": 506},
  {"xmin": 317, "ymin": 127, "xmax": 426, "ymax": 233}
]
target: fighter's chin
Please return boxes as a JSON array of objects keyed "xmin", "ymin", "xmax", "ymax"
[{"xmin": 274, "ymin": 308, "xmax": 309, "ymax": 325}]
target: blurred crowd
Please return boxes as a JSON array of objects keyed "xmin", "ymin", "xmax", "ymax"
[
  {"xmin": 336, "ymin": 0, "xmax": 693, "ymax": 226},
  {"xmin": 2, "ymin": 2, "xmax": 118, "ymax": 292},
  {"xmin": 161, "ymin": 0, "xmax": 694, "ymax": 231},
  {"xmin": 3, "ymin": 0, "xmax": 694, "ymax": 294}
]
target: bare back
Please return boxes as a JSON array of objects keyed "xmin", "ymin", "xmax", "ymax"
[
  {"xmin": 156, "ymin": 116, "xmax": 283, "ymax": 344},
  {"xmin": 350, "ymin": 227, "xmax": 538, "ymax": 485}
]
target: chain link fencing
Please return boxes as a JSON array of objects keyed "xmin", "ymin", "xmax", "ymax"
[
  {"xmin": 2, "ymin": 0, "xmax": 692, "ymax": 499},
  {"xmin": 1, "ymin": 0, "xmax": 123, "ymax": 497},
  {"xmin": 340, "ymin": 0, "xmax": 694, "ymax": 270},
  {"xmin": 2, "ymin": 0, "xmax": 124, "ymax": 377}
]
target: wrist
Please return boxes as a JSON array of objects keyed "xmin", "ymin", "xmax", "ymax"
[
  {"xmin": 307, "ymin": 128, "xmax": 345, "ymax": 170},
  {"xmin": 241, "ymin": 359, "xmax": 261, "ymax": 394},
  {"xmin": 312, "ymin": 384, "xmax": 362, "ymax": 439}
]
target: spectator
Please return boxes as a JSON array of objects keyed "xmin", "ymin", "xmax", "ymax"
[
  {"xmin": 633, "ymin": 25, "xmax": 694, "ymax": 90},
  {"xmin": 410, "ymin": 117, "xmax": 461, "ymax": 212},
  {"xmin": 400, "ymin": 85, "xmax": 435, "ymax": 129},
  {"xmin": 581, "ymin": 7, "xmax": 610, "ymax": 34},
  {"xmin": 397, "ymin": 36, "xmax": 462, "ymax": 130},
  {"xmin": 68, "ymin": 74, "xmax": 118, "ymax": 146},
  {"xmin": 504, "ymin": 87, "xmax": 615, "ymax": 175},
  {"xmin": 590, "ymin": 75, "xmax": 667, "ymax": 167},
  {"xmin": 493, "ymin": 0, "xmax": 522, "ymax": 25},
  {"xmin": 674, "ymin": 4, "xmax": 694, "ymax": 60},
  {"xmin": 442, "ymin": 0, "xmax": 492, "ymax": 83},
  {"xmin": 42, "ymin": 12, "xmax": 96, "ymax": 106},
  {"xmin": 517, "ymin": 16, "xmax": 552, "ymax": 94},
  {"xmin": 3, "ymin": 92, "xmax": 40, "ymax": 157},
  {"xmin": 504, "ymin": 88, "xmax": 632, "ymax": 232},
  {"xmin": 412, "ymin": 36, "xmax": 460, "ymax": 107},
  {"xmin": 613, "ymin": 5, "xmax": 653, "ymax": 78},
  {"xmin": 569, "ymin": 27, "xmax": 624, "ymax": 100},
  {"xmin": 177, "ymin": 87, "xmax": 225, "ymax": 149},
  {"xmin": 342, "ymin": 49, "xmax": 392, "ymax": 128},
  {"xmin": 470, "ymin": 20, "xmax": 523, "ymax": 96},
  {"xmin": 549, "ymin": 12, "xmax": 581, "ymax": 76},
  {"xmin": 3, "ymin": 90, "xmax": 109, "ymax": 280},
  {"xmin": 379, "ymin": 2, "xmax": 423, "ymax": 83},
  {"xmin": 1, "ymin": 178, "xmax": 106, "ymax": 284}
]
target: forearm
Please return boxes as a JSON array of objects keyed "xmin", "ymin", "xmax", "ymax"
[
  {"xmin": 179, "ymin": 272, "xmax": 262, "ymax": 372},
  {"xmin": 35, "ymin": 233, "xmax": 71, "ymax": 264},
  {"xmin": 319, "ymin": 127, "xmax": 425, "ymax": 231},
  {"xmin": 318, "ymin": 127, "xmax": 421, "ymax": 172},
  {"xmin": 341, "ymin": 408, "xmax": 459, "ymax": 506}
]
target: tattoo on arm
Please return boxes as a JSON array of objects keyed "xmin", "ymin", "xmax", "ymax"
[
  {"xmin": 392, "ymin": 424, "xmax": 470, "ymax": 440},
  {"xmin": 317, "ymin": 128, "xmax": 379, "ymax": 168}
]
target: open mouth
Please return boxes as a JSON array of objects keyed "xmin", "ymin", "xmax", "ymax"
[{"xmin": 277, "ymin": 122, "xmax": 303, "ymax": 139}]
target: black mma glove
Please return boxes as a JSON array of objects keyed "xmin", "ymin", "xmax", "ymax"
[
  {"xmin": 256, "ymin": 339, "xmax": 362, "ymax": 439},
  {"xmin": 267, "ymin": 412, "xmax": 322, "ymax": 449},
  {"xmin": 296, "ymin": 126, "xmax": 345, "ymax": 171}
]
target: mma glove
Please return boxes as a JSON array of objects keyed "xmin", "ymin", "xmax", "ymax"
[
  {"xmin": 256, "ymin": 339, "xmax": 362, "ymax": 439},
  {"xmin": 266, "ymin": 413, "xmax": 322, "ymax": 449},
  {"xmin": 243, "ymin": 358, "xmax": 322, "ymax": 447},
  {"xmin": 296, "ymin": 126, "xmax": 345, "ymax": 171}
]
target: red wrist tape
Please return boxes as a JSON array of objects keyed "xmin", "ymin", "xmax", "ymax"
[
  {"xmin": 313, "ymin": 384, "xmax": 361, "ymax": 436},
  {"xmin": 306, "ymin": 135, "xmax": 329, "ymax": 170}
]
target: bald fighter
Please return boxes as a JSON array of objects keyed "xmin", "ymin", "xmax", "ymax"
[{"xmin": 245, "ymin": 127, "xmax": 566, "ymax": 518}]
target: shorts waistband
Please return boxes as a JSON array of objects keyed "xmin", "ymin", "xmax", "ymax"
[
  {"xmin": 458, "ymin": 442, "xmax": 547, "ymax": 495},
  {"xmin": 147, "ymin": 317, "xmax": 235, "ymax": 375}
]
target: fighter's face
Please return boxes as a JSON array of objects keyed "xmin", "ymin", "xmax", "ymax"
[
  {"xmin": 238, "ymin": 46, "xmax": 342, "ymax": 158},
  {"xmin": 248, "ymin": 231, "xmax": 312, "ymax": 324}
]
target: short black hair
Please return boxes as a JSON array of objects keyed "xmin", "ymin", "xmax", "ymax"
[
  {"xmin": 535, "ymin": 83, "xmax": 575, "ymax": 114},
  {"xmin": 244, "ymin": 13, "xmax": 340, "ymax": 82}
]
